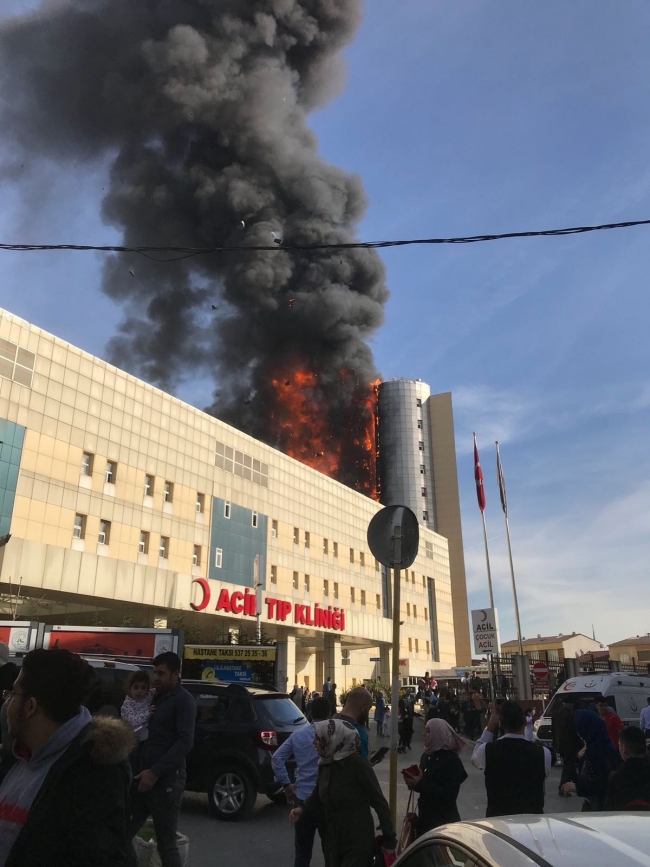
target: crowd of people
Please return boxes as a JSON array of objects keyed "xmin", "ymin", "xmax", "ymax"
[{"xmin": 0, "ymin": 647, "xmax": 648, "ymax": 867}]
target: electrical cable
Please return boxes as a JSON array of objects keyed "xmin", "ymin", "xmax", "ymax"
[{"xmin": 0, "ymin": 216, "xmax": 649, "ymax": 262}]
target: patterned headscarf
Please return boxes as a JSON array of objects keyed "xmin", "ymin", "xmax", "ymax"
[
  {"xmin": 424, "ymin": 718, "xmax": 466, "ymax": 755},
  {"xmin": 313, "ymin": 719, "xmax": 360, "ymax": 764}
]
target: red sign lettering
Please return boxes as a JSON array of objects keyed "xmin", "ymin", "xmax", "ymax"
[
  {"xmin": 190, "ymin": 578, "xmax": 211, "ymax": 612},
  {"xmin": 188, "ymin": 583, "xmax": 344, "ymax": 631}
]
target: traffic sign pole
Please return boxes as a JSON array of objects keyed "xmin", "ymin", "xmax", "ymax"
[
  {"xmin": 366, "ymin": 504, "xmax": 419, "ymax": 832},
  {"xmin": 389, "ymin": 540, "xmax": 402, "ymax": 829}
]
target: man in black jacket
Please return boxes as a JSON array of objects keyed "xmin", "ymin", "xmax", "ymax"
[
  {"xmin": 472, "ymin": 700, "xmax": 551, "ymax": 817},
  {"xmin": 552, "ymin": 700, "xmax": 582, "ymax": 795},
  {"xmin": 129, "ymin": 651, "xmax": 196, "ymax": 867},
  {"xmin": 0, "ymin": 648, "xmax": 134, "ymax": 867},
  {"xmin": 605, "ymin": 725, "xmax": 650, "ymax": 810}
]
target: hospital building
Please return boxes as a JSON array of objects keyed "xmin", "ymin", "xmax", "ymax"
[{"xmin": 0, "ymin": 307, "xmax": 470, "ymax": 690}]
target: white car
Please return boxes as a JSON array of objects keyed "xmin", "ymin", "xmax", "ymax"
[{"xmin": 394, "ymin": 813, "xmax": 650, "ymax": 867}]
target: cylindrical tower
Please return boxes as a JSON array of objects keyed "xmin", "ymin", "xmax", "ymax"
[{"xmin": 377, "ymin": 378, "xmax": 434, "ymax": 529}]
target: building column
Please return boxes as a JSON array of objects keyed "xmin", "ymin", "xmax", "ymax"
[
  {"xmin": 276, "ymin": 631, "xmax": 296, "ymax": 693},
  {"xmin": 315, "ymin": 651, "xmax": 325, "ymax": 693},
  {"xmin": 323, "ymin": 633, "xmax": 342, "ymax": 693},
  {"xmin": 380, "ymin": 645, "xmax": 391, "ymax": 686},
  {"xmin": 512, "ymin": 654, "xmax": 532, "ymax": 700}
]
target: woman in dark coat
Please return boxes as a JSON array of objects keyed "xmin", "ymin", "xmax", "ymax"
[
  {"xmin": 561, "ymin": 709, "xmax": 621, "ymax": 810},
  {"xmin": 398, "ymin": 698, "xmax": 414, "ymax": 752},
  {"xmin": 404, "ymin": 718, "xmax": 468, "ymax": 836},
  {"xmin": 290, "ymin": 719, "xmax": 396, "ymax": 867}
]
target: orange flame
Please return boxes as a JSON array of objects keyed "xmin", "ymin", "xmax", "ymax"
[{"xmin": 269, "ymin": 366, "xmax": 379, "ymax": 500}]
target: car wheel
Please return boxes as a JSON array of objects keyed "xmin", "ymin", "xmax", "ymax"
[
  {"xmin": 266, "ymin": 787, "xmax": 287, "ymax": 805},
  {"xmin": 207, "ymin": 765, "xmax": 256, "ymax": 821}
]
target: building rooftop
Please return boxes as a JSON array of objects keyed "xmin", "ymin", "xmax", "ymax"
[
  {"xmin": 501, "ymin": 632, "xmax": 599, "ymax": 647},
  {"xmin": 608, "ymin": 634, "xmax": 650, "ymax": 647}
]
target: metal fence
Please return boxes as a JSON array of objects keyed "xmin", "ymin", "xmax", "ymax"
[
  {"xmin": 578, "ymin": 653, "xmax": 649, "ymax": 675},
  {"xmin": 488, "ymin": 652, "xmax": 650, "ymax": 702}
]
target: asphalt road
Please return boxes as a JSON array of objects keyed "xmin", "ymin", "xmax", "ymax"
[{"xmin": 178, "ymin": 716, "xmax": 581, "ymax": 867}]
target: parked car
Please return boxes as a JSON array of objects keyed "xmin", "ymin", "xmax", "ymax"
[
  {"xmin": 394, "ymin": 813, "xmax": 650, "ymax": 867},
  {"xmin": 7, "ymin": 654, "xmax": 142, "ymax": 718},
  {"xmin": 183, "ymin": 680, "xmax": 308, "ymax": 821}
]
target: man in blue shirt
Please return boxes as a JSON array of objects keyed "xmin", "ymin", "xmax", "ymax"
[
  {"xmin": 272, "ymin": 697, "xmax": 330, "ymax": 867},
  {"xmin": 640, "ymin": 697, "xmax": 650, "ymax": 737}
]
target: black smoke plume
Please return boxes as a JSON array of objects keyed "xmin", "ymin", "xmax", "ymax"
[{"xmin": 0, "ymin": 0, "xmax": 387, "ymax": 493}]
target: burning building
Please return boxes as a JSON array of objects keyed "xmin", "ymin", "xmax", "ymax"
[
  {"xmin": 0, "ymin": 1, "xmax": 472, "ymax": 667},
  {"xmin": 0, "ymin": 308, "xmax": 469, "ymax": 684}
]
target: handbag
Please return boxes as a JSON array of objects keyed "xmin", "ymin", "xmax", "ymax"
[
  {"xmin": 371, "ymin": 836, "xmax": 397, "ymax": 867},
  {"xmin": 397, "ymin": 789, "xmax": 418, "ymax": 855}
]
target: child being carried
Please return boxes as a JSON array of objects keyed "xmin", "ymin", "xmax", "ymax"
[{"xmin": 121, "ymin": 670, "xmax": 154, "ymax": 741}]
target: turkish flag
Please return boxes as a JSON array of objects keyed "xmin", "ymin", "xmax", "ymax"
[{"xmin": 474, "ymin": 436, "xmax": 486, "ymax": 512}]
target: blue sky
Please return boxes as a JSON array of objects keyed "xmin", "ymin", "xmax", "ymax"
[{"xmin": 1, "ymin": 1, "xmax": 649, "ymax": 645}]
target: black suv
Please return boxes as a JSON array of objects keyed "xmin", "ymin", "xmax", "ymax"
[{"xmin": 183, "ymin": 680, "xmax": 307, "ymax": 821}]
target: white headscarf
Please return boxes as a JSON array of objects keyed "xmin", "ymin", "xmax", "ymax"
[
  {"xmin": 424, "ymin": 718, "xmax": 466, "ymax": 755},
  {"xmin": 313, "ymin": 718, "xmax": 360, "ymax": 764}
]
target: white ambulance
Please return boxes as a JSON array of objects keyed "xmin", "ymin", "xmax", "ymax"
[{"xmin": 534, "ymin": 672, "xmax": 650, "ymax": 745}]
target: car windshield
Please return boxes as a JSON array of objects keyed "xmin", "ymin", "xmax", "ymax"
[
  {"xmin": 544, "ymin": 692, "xmax": 608, "ymax": 717},
  {"xmin": 256, "ymin": 697, "xmax": 306, "ymax": 727}
]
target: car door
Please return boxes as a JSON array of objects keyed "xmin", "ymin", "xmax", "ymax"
[
  {"xmin": 186, "ymin": 689, "xmax": 257, "ymax": 791},
  {"xmin": 186, "ymin": 689, "xmax": 232, "ymax": 789}
]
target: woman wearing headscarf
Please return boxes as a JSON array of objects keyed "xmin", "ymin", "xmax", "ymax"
[
  {"xmin": 403, "ymin": 718, "xmax": 468, "ymax": 835},
  {"xmin": 561, "ymin": 709, "xmax": 621, "ymax": 810},
  {"xmin": 289, "ymin": 719, "xmax": 396, "ymax": 866}
]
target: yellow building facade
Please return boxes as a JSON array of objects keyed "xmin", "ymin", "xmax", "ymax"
[
  {"xmin": 608, "ymin": 635, "xmax": 650, "ymax": 665},
  {"xmin": 500, "ymin": 632, "xmax": 603, "ymax": 661},
  {"xmin": 0, "ymin": 308, "xmax": 460, "ymax": 690}
]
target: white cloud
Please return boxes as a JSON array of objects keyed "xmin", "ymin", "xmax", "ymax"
[
  {"xmin": 464, "ymin": 482, "xmax": 650, "ymax": 647},
  {"xmin": 452, "ymin": 384, "xmax": 541, "ymax": 453}
]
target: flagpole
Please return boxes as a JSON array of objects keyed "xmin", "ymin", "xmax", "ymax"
[
  {"xmin": 495, "ymin": 441, "xmax": 524, "ymax": 657},
  {"xmin": 481, "ymin": 510, "xmax": 494, "ymax": 611},
  {"xmin": 473, "ymin": 433, "xmax": 495, "ymax": 610},
  {"xmin": 474, "ymin": 433, "xmax": 496, "ymax": 699}
]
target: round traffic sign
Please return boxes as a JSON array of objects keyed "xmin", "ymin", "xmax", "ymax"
[
  {"xmin": 532, "ymin": 661, "xmax": 549, "ymax": 679},
  {"xmin": 367, "ymin": 505, "xmax": 419, "ymax": 568}
]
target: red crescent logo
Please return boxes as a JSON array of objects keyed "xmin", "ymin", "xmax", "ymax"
[
  {"xmin": 190, "ymin": 577, "xmax": 211, "ymax": 611},
  {"xmin": 480, "ymin": 610, "xmax": 487, "ymax": 622}
]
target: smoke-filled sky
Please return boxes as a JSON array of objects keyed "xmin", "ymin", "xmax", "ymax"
[
  {"xmin": 2, "ymin": 1, "xmax": 650, "ymax": 644},
  {"xmin": 0, "ymin": 0, "xmax": 385, "ymax": 493}
]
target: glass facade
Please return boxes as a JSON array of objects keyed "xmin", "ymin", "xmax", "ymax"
[
  {"xmin": 209, "ymin": 496, "xmax": 267, "ymax": 588},
  {"xmin": 0, "ymin": 419, "xmax": 25, "ymax": 535}
]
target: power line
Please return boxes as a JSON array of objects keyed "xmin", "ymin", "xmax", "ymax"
[{"xmin": 1, "ymin": 216, "xmax": 649, "ymax": 262}]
